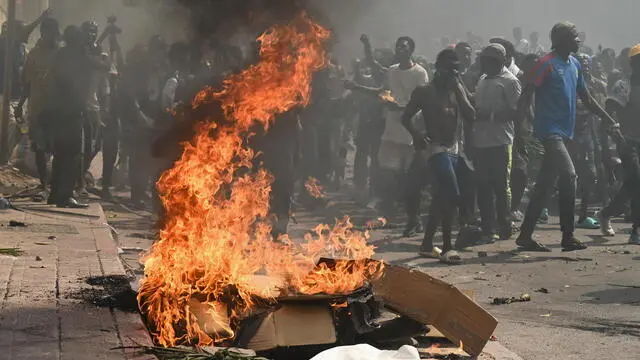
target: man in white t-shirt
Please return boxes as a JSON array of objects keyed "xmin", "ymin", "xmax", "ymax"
[{"xmin": 347, "ymin": 34, "xmax": 429, "ymax": 222}]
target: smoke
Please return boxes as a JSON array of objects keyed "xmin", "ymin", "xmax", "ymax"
[
  {"xmin": 315, "ymin": 0, "xmax": 640, "ymax": 63},
  {"xmin": 50, "ymin": 0, "xmax": 190, "ymax": 50},
  {"xmin": 49, "ymin": 0, "xmax": 640, "ymax": 66}
]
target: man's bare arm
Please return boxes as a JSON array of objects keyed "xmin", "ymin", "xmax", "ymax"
[
  {"xmin": 401, "ymin": 88, "xmax": 426, "ymax": 149},
  {"xmin": 454, "ymin": 79, "xmax": 475, "ymax": 123},
  {"xmin": 361, "ymin": 34, "xmax": 388, "ymax": 75},
  {"xmin": 21, "ymin": 8, "xmax": 52, "ymax": 42}
]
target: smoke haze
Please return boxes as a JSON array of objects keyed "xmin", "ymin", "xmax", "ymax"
[{"xmin": 45, "ymin": 0, "xmax": 640, "ymax": 62}]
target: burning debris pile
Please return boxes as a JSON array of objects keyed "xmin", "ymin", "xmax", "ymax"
[
  {"xmin": 137, "ymin": 8, "xmax": 497, "ymax": 360},
  {"xmin": 138, "ymin": 12, "xmax": 384, "ymax": 349}
]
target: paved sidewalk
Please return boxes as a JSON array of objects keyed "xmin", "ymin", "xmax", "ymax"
[{"xmin": 0, "ymin": 199, "xmax": 152, "ymax": 360}]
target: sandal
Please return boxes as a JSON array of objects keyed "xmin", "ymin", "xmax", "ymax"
[
  {"xmin": 516, "ymin": 238, "xmax": 551, "ymax": 252},
  {"xmin": 418, "ymin": 247, "xmax": 440, "ymax": 259},
  {"xmin": 561, "ymin": 238, "xmax": 588, "ymax": 252},
  {"xmin": 576, "ymin": 217, "xmax": 600, "ymax": 230},
  {"xmin": 439, "ymin": 250, "xmax": 463, "ymax": 265}
]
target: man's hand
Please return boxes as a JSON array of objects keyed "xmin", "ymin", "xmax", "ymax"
[
  {"xmin": 609, "ymin": 123, "xmax": 625, "ymax": 144},
  {"xmin": 382, "ymin": 98, "xmax": 402, "ymax": 111}
]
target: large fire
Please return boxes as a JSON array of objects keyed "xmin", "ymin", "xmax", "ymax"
[{"xmin": 138, "ymin": 13, "xmax": 383, "ymax": 347}]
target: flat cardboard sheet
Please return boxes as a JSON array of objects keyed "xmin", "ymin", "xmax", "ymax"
[{"xmin": 371, "ymin": 263, "xmax": 498, "ymax": 356}]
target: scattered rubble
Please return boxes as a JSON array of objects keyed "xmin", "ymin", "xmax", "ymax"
[
  {"xmin": 117, "ymin": 346, "xmax": 266, "ymax": 360},
  {"xmin": 492, "ymin": 294, "xmax": 531, "ymax": 305}
]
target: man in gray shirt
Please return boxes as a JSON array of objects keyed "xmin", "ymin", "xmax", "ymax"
[{"xmin": 472, "ymin": 44, "xmax": 522, "ymax": 242}]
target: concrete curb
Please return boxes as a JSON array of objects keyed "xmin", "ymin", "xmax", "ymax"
[
  {"xmin": 94, "ymin": 204, "xmax": 155, "ymax": 359},
  {"xmin": 482, "ymin": 341, "xmax": 525, "ymax": 360}
]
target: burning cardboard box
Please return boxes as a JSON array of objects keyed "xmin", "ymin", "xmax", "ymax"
[{"xmin": 178, "ymin": 260, "xmax": 497, "ymax": 357}]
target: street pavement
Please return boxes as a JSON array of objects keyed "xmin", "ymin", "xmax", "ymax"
[
  {"xmin": 1, "ymin": 176, "xmax": 637, "ymax": 360},
  {"xmin": 293, "ymin": 189, "xmax": 640, "ymax": 360},
  {"xmin": 0, "ymin": 198, "xmax": 153, "ymax": 360}
]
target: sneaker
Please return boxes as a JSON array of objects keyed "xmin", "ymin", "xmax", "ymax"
[
  {"xmin": 598, "ymin": 213, "xmax": 615, "ymax": 236},
  {"xmin": 629, "ymin": 230, "xmax": 640, "ymax": 245}
]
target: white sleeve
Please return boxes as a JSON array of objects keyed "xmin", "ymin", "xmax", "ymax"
[
  {"xmin": 161, "ymin": 77, "xmax": 179, "ymax": 110},
  {"xmin": 504, "ymin": 76, "xmax": 523, "ymax": 110},
  {"xmin": 419, "ymin": 66, "xmax": 429, "ymax": 86}
]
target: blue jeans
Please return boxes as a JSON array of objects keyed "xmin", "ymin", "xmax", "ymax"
[{"xmin": 421, "ymin": 152, "xmax": 464, "ymax": 252}]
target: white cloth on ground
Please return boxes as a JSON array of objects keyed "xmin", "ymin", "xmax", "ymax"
[{"xmin": 310, "ymin": 344, "xmax": 420, "ymax": 360}]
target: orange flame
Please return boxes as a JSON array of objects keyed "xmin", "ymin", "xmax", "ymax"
[
  {"xmin": 305, "ymin": 176, "xmax": 326, "ymax": 199},
  {"xmin": 138, "ymin": 13, "xmax": 383, "ymax": 348}
]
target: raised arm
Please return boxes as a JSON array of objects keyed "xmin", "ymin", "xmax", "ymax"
[
  {"xmin": 21, "ymin": 8, "xmax": 52, "ymax": 42},
  {"xmin": 361, "ymin": 34, "xmax": 388, "ymax": 75}
]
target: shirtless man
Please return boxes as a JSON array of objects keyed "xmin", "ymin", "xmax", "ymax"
[
  {"xmin": 401, "ymin": 49, "xmax": 475, "ymax": 262},
  {"xmin": 514, "ymin": 22, "xmax": 618, "ymax": 252}
]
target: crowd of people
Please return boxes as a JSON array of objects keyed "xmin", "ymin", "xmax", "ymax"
[
  {"xmin": 3, "ymin": 10, "xmax": 640, "ymax": 264},
  {"xmin": 342, "ymin": 22, "xmax": 640, "ymax": 263}
]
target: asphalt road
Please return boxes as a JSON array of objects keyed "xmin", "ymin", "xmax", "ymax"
[{"xmin": 93, "ymin": 151, "xmax": 639, "ymax": 360}]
